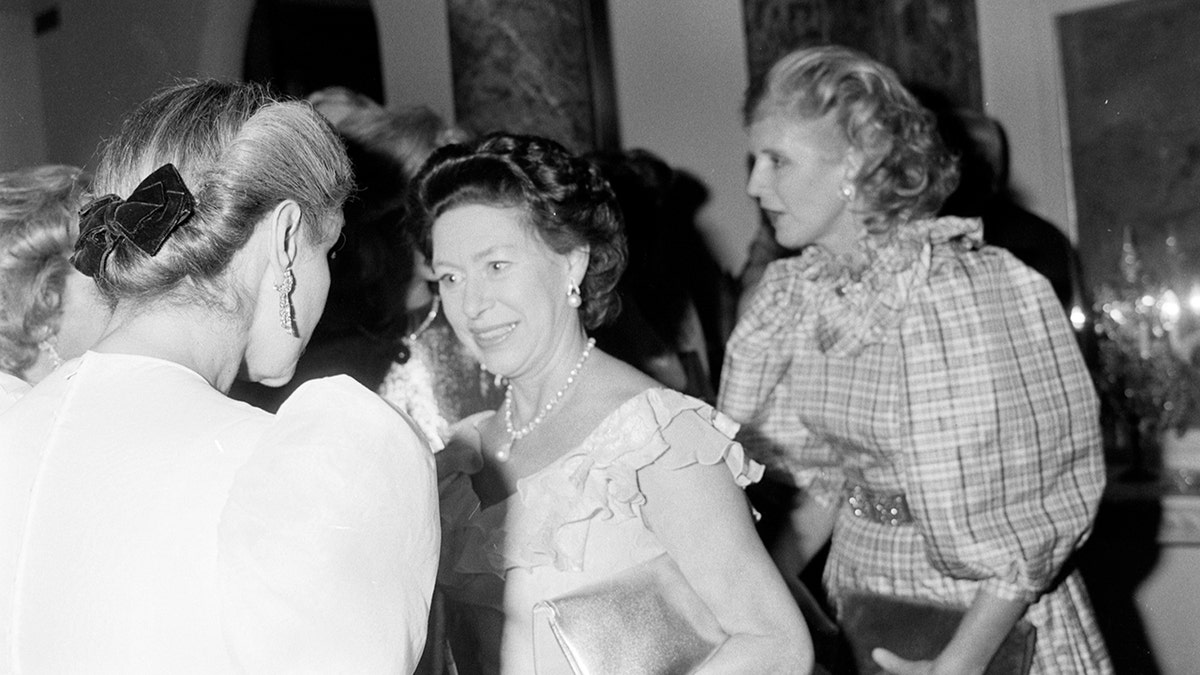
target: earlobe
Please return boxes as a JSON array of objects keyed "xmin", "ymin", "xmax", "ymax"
[
  {"xmin": 567, "ymin": 245, "xmax": 590, "ymax": 287},
  {"xmin": 269, "ymin": 200, "xmax": 304, "ymax": 275},
  {"xmin": 264, "ymin": 200, "xmax": 303, "ymax": 338}
]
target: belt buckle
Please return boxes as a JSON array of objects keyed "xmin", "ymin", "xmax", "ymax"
[{"xmin": 845, "ymin": 483, "xmax": 912, "ymax": 526}]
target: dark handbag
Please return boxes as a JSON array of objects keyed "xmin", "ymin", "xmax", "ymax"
[
  {"xmin": 839, "ymin": 591, "xmax": 1036, "ymax": 675},
  {"xmin": 532, "ymin": 553, "xmax": 728, "ymax": 675}
]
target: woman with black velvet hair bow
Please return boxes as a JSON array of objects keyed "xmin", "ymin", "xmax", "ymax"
[{"xmin": 0, "ymin": 80, "xmax": 438, "ymax": 672}]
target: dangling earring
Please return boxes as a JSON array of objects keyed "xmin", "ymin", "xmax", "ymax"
[
  {"xmin": 840, "ymin": 183, "xmax": 855, "ymax": 202},
  {"xmin": 566, "ymin": 282, "xmax": 582, "ymax": 309},
  {"xmin": 274, "ymin": 267, "xmax": 297, "ymax": 337},
  {"xmin": 38, "ymin": 336, "xmax": 63, "ymax": 369}
]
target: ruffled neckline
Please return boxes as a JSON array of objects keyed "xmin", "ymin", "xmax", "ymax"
[
  {"xmin": 443, "ymin": 388, "xmax": 761, "ymax": 578},
  {"xmin": 763, "ymin": 216, "xmax": 981, "ymax": 356}
]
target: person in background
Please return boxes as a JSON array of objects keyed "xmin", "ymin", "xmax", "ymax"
[
  {"xmin": 0, "ymin": 79, "xmax": 438, "ymax": 672},
  {"xmin": 586, "ymin": 148, "xmax": 716, "ymax": 401},
  {"xmin": 720, "ymin": 45, "xmax": 1111, "ymax": 674},
  {"xmin": 925, "ymin": 98, "xmax": 1081, "ymax": 312},
  {"xmin": 356, "ymin": 102, "xmax": 506, "ymax": 451},
  {"xmin": 0, "ymin": 165, "xmax": 108, "ymax": 409},
  {"xmin": 415, "ymin": 133, "xmax": 812, "ymax": 674},
  {"xmin": 305, "ymin": 84, "xmax": 382, "ymax": 127}
]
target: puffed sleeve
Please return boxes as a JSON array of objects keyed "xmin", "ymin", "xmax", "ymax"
[
  {"xmin": 218, "ymin": 375, "xmax": 440, "ymax": 673},
  {"xmin": 720, "ymin": 257, "xmax": 845, "ymax": 502},
  {"xmin": 899, "ymin": 244, "xmax": 1105, "ymax": 603}
]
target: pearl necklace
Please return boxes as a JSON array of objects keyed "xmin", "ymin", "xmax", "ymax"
[{"xmin": 496, "ymin": 337, "xmax": 595, "ymax": 462}]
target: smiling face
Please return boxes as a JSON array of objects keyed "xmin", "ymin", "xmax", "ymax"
[
  {"xmin": 746, "ymin": 112, "xmax": 863, "ymax": 256},
  {"xmin": 431, "ymin": 203, "xmax": 584, "ymax": 381}
]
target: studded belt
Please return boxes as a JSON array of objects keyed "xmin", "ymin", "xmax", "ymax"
[{"xmin": 844, "ymin": 482, "xmax": 913, "ymax": 526}]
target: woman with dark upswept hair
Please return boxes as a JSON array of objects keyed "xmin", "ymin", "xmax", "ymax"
[
  {"xmin": 416, "ymin": 132, "xmax": 812, "ymax": 674},
  {"xmin": 0, "ymin": 80, "xmax": 438, "ymax": 672},
  {"xmin": 720, "ymin": 45, "xmax": 1110, "ymax": 674}
]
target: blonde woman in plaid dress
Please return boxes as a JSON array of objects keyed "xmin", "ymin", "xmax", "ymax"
[{"xmin": 720, "ymin": 46, "xmax": 1111, "ymax": 674}]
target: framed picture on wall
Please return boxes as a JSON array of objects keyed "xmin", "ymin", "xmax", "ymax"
[{"xmin": 1057, "ymin": 0, "xmax": 1200, "ymax": 292}]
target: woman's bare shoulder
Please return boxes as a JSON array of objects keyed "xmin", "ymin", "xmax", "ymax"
[{"xmin": 584, "ymin": 350, "xmax": 662, "ymax": 407}]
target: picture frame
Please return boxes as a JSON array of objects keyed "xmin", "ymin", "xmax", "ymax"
[{"xmin": 978, "ymin": 0, "xmax": 1200, "ymax": 290}]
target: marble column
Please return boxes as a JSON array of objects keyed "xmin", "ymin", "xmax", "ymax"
[
  {"xmin": 741, "ymin": 0, "xmax": 982, "ymax": 112},
  {"xmin": 446, "ymin": 0, "xmax": 617, "ymax": 153}
]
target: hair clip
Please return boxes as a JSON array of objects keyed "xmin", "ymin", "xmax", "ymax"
[{"xmin": 72, "ymin": 163, "xmax": 195, "ymax": 277}]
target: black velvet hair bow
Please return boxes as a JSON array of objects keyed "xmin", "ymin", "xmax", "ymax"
[{"xmin": 71, "ymin": 163, "xmax": 195, "ymax": 278}]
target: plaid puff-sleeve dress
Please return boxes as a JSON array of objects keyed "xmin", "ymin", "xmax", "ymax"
[{"xmin": 719, "ymin": 217, "xmax": 1111, "ymax": 674}]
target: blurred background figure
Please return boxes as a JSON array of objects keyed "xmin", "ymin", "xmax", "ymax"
[
  {"xmin": 0, "ymin": 165, "xmax": 107, "ymax": 409},
  {"xmin": 306, "ymin": 84, "xmax": 384, "ymax": 127},
  {"xmin": 586, "ymin": 148, "xmax": 717, "ymax": 401},
  {"xmin": 329, "ymin": 95, "xmax": 509, "ymax": 452},
  {"xmin": 932, "ymin": 103, "xmax": 1081, "ymax": 312}
]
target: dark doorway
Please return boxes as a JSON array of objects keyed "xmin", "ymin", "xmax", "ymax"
[{"xmin": 243, "ymin": 0, "xmax": 384, "ymax": 103}]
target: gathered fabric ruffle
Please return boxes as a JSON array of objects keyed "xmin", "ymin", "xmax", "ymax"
[
  {"xmin": 772, "ymin": 217, "xmax": 981, "ymax": 357},
  {"xmin": 721, "ymin": 217, "xmax": 984, "ymax": 501},
  {"xmin": 442, "ymin": 388, "xmax": 762, "ymax": 580}
]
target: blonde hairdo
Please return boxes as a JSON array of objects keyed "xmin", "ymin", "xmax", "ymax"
[
  {"xmin": 0, "ymin": 165, "xmax": 89, "ymax": 378},
  {"xmin": 745, "ymin": 45, "xmax": 958, "ymax": 231},
  {"xmin": 87, "ymin": 79, "xmax": 353, "ymax": 307}
]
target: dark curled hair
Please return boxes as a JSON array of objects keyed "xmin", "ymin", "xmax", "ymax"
[
  {"xmin": 745, "ymin": 45, "xmax": 959, "ymax": 232},
  {"xmin": 408, "ymin": 133, "xmax": 627, "ymax": 330}
]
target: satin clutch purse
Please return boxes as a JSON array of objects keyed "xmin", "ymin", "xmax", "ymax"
[
  {"xmin": 839, "ymin": 591, "xmax": 1037, "ymax": 675},
  {"xmin": 532, "ymin": 553, "xmax": 728, "ymax": 675}
]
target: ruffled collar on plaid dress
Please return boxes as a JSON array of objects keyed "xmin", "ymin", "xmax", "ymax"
[{"xmin": 765, "ymin": 216, "xmax": 982, "ymax": 357}]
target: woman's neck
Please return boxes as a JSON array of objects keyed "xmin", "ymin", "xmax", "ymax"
[
  {"xmin": 91, "ymin": 302, "xmax": 248, "ymax": 393},
  {"xmin": 506, "ymin": 331, "xmax": 593, "ymax": 424}
]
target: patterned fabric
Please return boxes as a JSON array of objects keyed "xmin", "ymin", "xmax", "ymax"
[
  {"xmin": 438, "ymin": 388, "xmax": 761, "ymax": 674},
  {"xmin": 720, "ymin": 217, "xmax": 1112, "ymax": 674},
  {"xmin": 378, "ymin": 312, "xmax": 504, "ymax": 450}
]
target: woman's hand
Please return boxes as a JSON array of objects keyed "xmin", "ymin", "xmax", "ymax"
[
  {"xmin": 871, "ymin": 648, "xmax": 973, "ymax": 675},
  {"xmin": 870, "ymin": 590, "xmax": 1028, "ymax": 675},
  {"xmin": 871, "ymin": 648, "xmax": 933, "ymax": 675}
]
